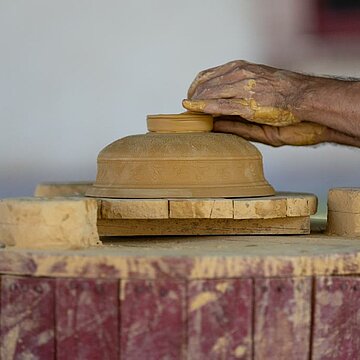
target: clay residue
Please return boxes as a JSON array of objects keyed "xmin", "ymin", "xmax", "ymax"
[
  {"xmin": 244, "ymin": 79, "xmax": 256, "ymax": 92},
  {"xmin": 215, "ymin": 282, "xmax": 229, "ymax": 293},
  {"xmin": 190, "ymin": 291, "xmax": 218, "ymax": 311},
  {"xmin": 234, "ymin": 345, "xmax": 247, "ymax": 358},
  {"xmin": 245, "ymin": 98, "xmax": 300, "ymax": 127},
  {"xmin": 317, "ymin": 289, "xmax": 343, "ymax": 307},
  {"xmin": 183, "ymin": 98, "xmax": 300, "ymax": 127},
  {"xmin": 211, "ymin": 335, "xmax": 230, "ymax": 354}
]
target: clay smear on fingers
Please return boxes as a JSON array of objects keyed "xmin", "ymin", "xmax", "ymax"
[
  {"xmin": 188, "ymin": 61, "xmax": 243, "ymax": 98},
  {"xmin": 184, "ymin": 98, "xmax": 299, "ymax": 127}
]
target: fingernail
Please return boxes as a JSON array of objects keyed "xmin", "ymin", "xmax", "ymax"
[{"xmin": 182, "ymin": 99, "xmax": 206, "ymax": 112}]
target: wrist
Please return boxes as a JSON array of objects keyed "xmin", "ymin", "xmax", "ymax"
[
  {"xmin": 291, "ymin": 76, "xmax": 330, "ymax": 121},
  {"xmin": 327, "ymin": 127, "xmax": 360, "ymax": 148}
]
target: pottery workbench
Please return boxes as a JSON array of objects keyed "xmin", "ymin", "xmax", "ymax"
[{"xmin": 0, "ymin": 220, "xmax": 359, "ymax": 360}]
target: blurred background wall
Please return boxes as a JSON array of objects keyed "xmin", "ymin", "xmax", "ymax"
[{"xmin": 1, "ymin": 0, "xmax": 359, "ymax": 215}]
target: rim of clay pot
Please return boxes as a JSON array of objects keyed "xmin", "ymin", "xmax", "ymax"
[{"xmin": 147, "ymin": 112, "xmax": 213, "ymax": 133}]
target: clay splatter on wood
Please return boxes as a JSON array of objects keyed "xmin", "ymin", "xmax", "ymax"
[
  {"xmin": 2, "ymin": 231, "xmax": 360, "ymax": 280},
  {"xmin": 0, "ymin": 275, "xmax": 55, "ymax": 359},
  {"xmin": 188, "ymin": 279, "xmax": 253, "ymax": 359},
  {"xmin": 254, "ymin": 277, "xmax": 312, "ymax": 360},
  {"xmin": 56, "ymin": 278, "xmax": 119, "ymax": 360},
  {"xmin": 312, "ymin": 276, "xmax": 360, "ymax": 359},
  {"xmin": 120, "ymin": 279, "xmax": 186, "ymax": 359}
]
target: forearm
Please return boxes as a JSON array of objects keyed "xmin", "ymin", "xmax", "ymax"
[
  {"xmin": 293, "ymin": 77, "xmax": 360, "ymax": 138},
  {"xmin": 326, "ymin": 127, "xmax": 360, "ymax": 147}
]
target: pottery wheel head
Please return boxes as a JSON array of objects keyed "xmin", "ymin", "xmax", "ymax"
[{"xmin": 147, "ymin": 112, "xmax": 213, "ymax": 133}]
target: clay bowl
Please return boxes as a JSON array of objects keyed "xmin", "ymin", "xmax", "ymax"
[{"xmin": 86, "ymin": 113, "xmax": 275, "ymax": 198}]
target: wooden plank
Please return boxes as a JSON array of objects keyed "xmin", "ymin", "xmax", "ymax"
[
  {"xmin": 169, "ymin": 199, "xmax": 233, "ymax": 218},
  {"xmin": 254, "ymin": 277, "xmax": 312, "ymax": 360},
  {"xmin": 234, "ymin": 197, "xmax": 287, "ymax": 219},
  {"xmin": 34, "ymin": 181, "xmax": 93, "ymax": 197},
  {"xmin": 328, "ymin": 187, "xmax": 360, "ymax": 213},
  {"xmin": 277, "ymin": 191, "xmax": 318, "ymax": 216},
  {"xmin": 327, "ymin": 211, "xmax": 360, "ymax": 237},
  {"xmin": 312, "ymin": 276, "xmax": 360, "ymax": 359},
  {"xmin": 188, "ymin": 279, "xmax": 252, "ymax": 359},
  {"xmin": 286, "ymin": 197, "xmax": 310, "ymax": 217},
  {"xmin": 101, "ymin": 198, "xmax": 168, "ymax": 219},
  {"xmin": 56, "ymin": 278, "xmax": 119, "ymax": 360},
  {"xmin": 120, "ymin": 279, "xmax": 186, "ymax": 359},
  {"xmin": 0, "ymin": 276, "xmax": 55, "ymax": 359},
  {"xmin": 98, "ymin": 192, "xmax": 316, "ymax": 221},
  {"xmin": 98, "ymin": 216, "xmax": 310, "ymax": 236},
  {"xmin": 4, "ymin": 220, "xmax": 360, "ymax": 281},
  {"xmin": 0, "ymin": 197, "xmax": 100, "ymax": 249}
]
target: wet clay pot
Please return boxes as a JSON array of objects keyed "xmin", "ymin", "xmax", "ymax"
[{"xmin": 86, "ymin": 113, "xmax": 275, "ymax": 198}]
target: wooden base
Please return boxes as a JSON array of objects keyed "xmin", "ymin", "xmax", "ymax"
[
  {"xmin": 98, "ymin": 216, "xmax": 310, "ymax": 236},
  {"xmin": 1, "ymin": 224, "xmax": 360, "ymax": 359},
  {"xmin": 327, "ymin": 188, "xmax": 360, "ymax": 237},
  {"xmin": 33, "ymin": 183, "xmax": 318, "ymax": 237},
  {"xmin": 97, "ymin": 192, "xmax": 317, "ymax": 236}
]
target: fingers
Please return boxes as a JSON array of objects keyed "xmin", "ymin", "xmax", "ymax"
[
  {"xmin": 182, "ymin": 98, "xmax": 299, "ymax": 127},
  {"xmin": 214, "ymin": 120, "xmax": 284, "ymax": 146},
  {"xmin": 187, "ymin": 60, "xmax": 247, "ymax": 99},
  {"xmin": 183, "ymin": 98, "xmax": 254, "ymax": 119},
  {"xmin": 213, "ymin": 120, "xmax": 329, "ymax": 147},
  {"xmin": 192, "ymin": 72, "xmax": 255, "ymax": 100},
  {"xmin": 192, "ymin": 80, "xmax": 254, "ymax": 100}
]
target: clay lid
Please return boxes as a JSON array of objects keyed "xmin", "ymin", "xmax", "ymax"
[{"xmin": 86, "ymin": 113, "xmax": 275, "ymax": 198}]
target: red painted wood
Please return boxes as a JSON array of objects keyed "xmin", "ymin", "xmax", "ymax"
[
  {"xmin": 254, "ymin": 277, "xmax": 312, "ymax": 360},
  {"xmin": 56, "ymin": 278, "xmax": 119, "ymax": 360},
  {"xmin": 120, "ymin": 279, "xmax": 186, "ymax": 359},
  {"xmin": 188, "ymin": 279, "xmax": 253, "ymax": 359},
  {"xmin": 0, "ymin": 275, "xmax": 55, "ymax": 359},
  {"xmin": 312, "ymin": 276, "xmax": 360, "ymax": 359}
]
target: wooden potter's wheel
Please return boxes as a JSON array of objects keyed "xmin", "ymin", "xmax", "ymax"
[
  {"xmin": 0, "ymin": 113, "xmax": 319, "ymax": 250},
  {"xmin": 86, "ymin": 112, "xmax": 275, "ymax": 199}
]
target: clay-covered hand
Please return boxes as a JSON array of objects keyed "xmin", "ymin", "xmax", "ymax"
[
  {"xmin": 214, "ymin": 117, "xmax": 360, "ymax": 148},
  {"xmin": 183, "ymin": 60, "xmax": 308, "ymax": 126}
]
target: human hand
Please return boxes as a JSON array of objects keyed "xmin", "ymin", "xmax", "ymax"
[
  {"xmin": 214, "ymin": 117, "xmax": 360, "ymax": 148},
  {"xmin": 183, "ymin": 60, "xmax": 309, "ymax": 126}
]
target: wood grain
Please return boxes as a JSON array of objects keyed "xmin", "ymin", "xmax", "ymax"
[
  {"xmin": 2, "ymin": 225, "xmax": 360, "ymax": 280},
  {"xmin": 0, "ymin": 197, "xmax": 100, "ymax": 249},
  {"xmin": 102, "ymin": 199, "xmax": 168, "ymax": 219},
  {"xmin": 170, "ymin": 199, "xmax": 233, "ymax": 218},
  {"xmin": 34, "ymin": 182, "xmax": 93, "ymax": 197},
  {"xmin": 327, "ymin": 210, "xmax": 360, "ymax": 237},
  {"xmin": 0, "ymin": 276, "xmax": 55, "ymax": 359},
  {"xmin": 56, "ymin": 278, "xmax": 119, "ymax": 360},
  {"xmin": 328, "ymin": 187, "xmax": 360, "ymax": 213},
  {"xmin": 188, "ymin": 279, "xmax": 253, "ymax": 359},
  {"xmin": 98, "ymin": 216, "xmax": 310, "ymax": 236},
  {"xmin": 312, "ymin": 276, "xmax": 360, "ymax": 359},
  {"xmin": 277, "ymin": 191, "xmax": 317, "ymax": 216},
  {"xmin": 254, "ymin": 277, "xmax": 312, "ymax": 360},
  {"xmin": 120, "ymin": 279, "xmax": 186, "ymax": 359},
  {"xmin": 99, "ymin": 192, "xmax": 317, "ymax": 220},
  {"xmin": 234, "ymin": 197, "xmax": 287, "ymax": 219}
]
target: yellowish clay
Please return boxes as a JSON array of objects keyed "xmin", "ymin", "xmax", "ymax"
[
  {"xmin": 244, "ymin": 79, "xmax": 256, "ymax": 92},
  {"xmin": 183, "ymin": 98, "xmax": 300, "ymax": 127},
  {"xmin": 248, "ymin": 98, "xmax": 300, "ymax": 127}
]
